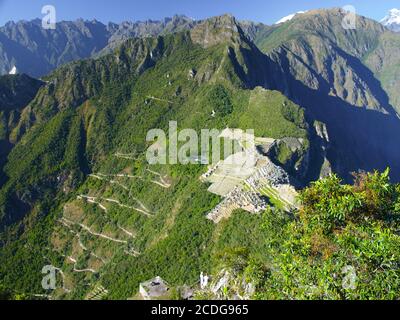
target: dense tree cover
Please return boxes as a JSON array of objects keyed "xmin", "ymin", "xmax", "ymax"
[
  {"xmin": 0, "ymin": 283, "xmax": 28, "ymax": 300},
  {"xmin": 0, "ymin": 74, "xmax": 43, "ymax": 111},
  {"xmin": 206, "ymin": 84, "xmax": 233, "ymax": 116},
  {"xmin": 215, "ymin": 170, "xmax": 400, "ymax": 300}
]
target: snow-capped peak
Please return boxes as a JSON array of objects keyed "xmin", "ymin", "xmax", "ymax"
[
  {"xmin": 381, "ymin": 8, "xmax": 400, "ymax": 32},
  {"xmin": 9, "ymin": 66, "xmax": 18, "ymax": 75},
  {"xmin": 275, "ymin": 11, "xmax": 307, "ymax": 25}
]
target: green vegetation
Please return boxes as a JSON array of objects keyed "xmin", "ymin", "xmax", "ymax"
[
  {"xmin": 1, "ymin": 10, "xmax": 400, "ymax": 300},
  {"xmin": 274, "ymin": 142, "xmax": 292, "ymax": 166},
  {"xmin": 259, "ymin": 186, "xmax": 286, "ymax": 209},
  {"xmin": 365, "ymin": 32, "xmax": 400, "ymax": 114},
  {"xmin": 0, "ymin": 74, "xmax": 43, "ymax": 111},
  {"xmin": 0, "ymin": 283, "xmax": 28, "ymax": 300},
  {"xmin": 206, "ymin": 84, "xmax": 233, "ymax": 116},
  {"xmin": 0, "ymin": 111, "xmax": 6, "ymax": 140},
  {"xmin": 236, "ymin": 88, "xmax": 307, "ymax": 139},
  {"xmin": 218, "ymin": 169, "xmax": 400, "ymax": 300},
  {"xmin": 0, "ymin": 74, "xmax": 46, "ymax": 215}
]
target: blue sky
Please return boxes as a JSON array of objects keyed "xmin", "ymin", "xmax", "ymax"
[{"xmin": 0, "ymin": 0, "xmax": 398, "ymax": 26}]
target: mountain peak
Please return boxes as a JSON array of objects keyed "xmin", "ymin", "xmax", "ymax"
[
  {"xmin": 190, "ymin": 14, "xmax": 243, "ymax": 48},
  {"xmin": 381, "ymin": 8, "xmax": 400, "ymax": 32},
  {"xmin": 275, "ymin": 11, "xmax": 307, "ymax": 24}
]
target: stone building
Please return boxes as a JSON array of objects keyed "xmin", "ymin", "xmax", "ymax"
[{"xmin": 139, "ymin": 276, "xmax": 170, "ymax": 300}]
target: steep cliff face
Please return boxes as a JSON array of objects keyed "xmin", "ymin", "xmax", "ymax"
[
  {"xmin": 103, "ymin": 15, "xmax": 196, "ymax": 54},
  {"xmin": 0, "ymin": 74, "xmax": 44, "ymax": 112},
  {"xmin": 0, "ymin": 19, "xmax": 111, "ymax": 77},
  {"xmin": 0, "ymin": 19, "xmax": 316, "ymax": 298},
  {"xmin": 0, "ymin": 74, "xmax": 44, "ymax": 187},
  {"xmin": 364, "ymin": 32, "xmax": 400, "ymax": 114},
  {"xmin": 0, "ymin": 17, "xmax": 196, "ymax": 78},
  {"xmin": 186, "ymin": 11, "xmax": 400, "ymax": 182},
  {"xmin": 265, "ymin": 36, "xmax": 389, "ymax": 112},
  {"xmin": 248, "ymin": 9, "xmax": 400, "ymax": 181},
  {"xmin": 256, "ymin": 9, "xmax": 384, "ymax": 56},
  {"xmin": 0, "ymin": 15, "xmax": 281, "ymax": 79},
  {"xmin": 255, "ymin": 9, "xmax": 389, "ymax": 110}
]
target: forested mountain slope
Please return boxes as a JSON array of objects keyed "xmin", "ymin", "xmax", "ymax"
[
  {"xmin": 0, "ymin": 74, "xmax": 44, "ymax": 188},
  {"xmin": 0, "ymin": 15, "xmax": 271, "ymax": 78},
  {"xmin": 0, "ymin": 10, "xmax": 400, "ymax": 300},
  {"xmin": 0, "ymin": 15, "xmax": 312, "ymax": 299},
  {"xmin": 0, "ymin": 16, "xmax": 197, "ymax": 77},
  {"xmin": 252, "ymin": 9, "xmax": 400, "ymax": 181}
]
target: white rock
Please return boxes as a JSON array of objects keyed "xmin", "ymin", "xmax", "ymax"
[
  {"xmin": 9, "ymin": 66, "xmax": 18, "ymax": 75},
  {"xmin": 275, "ymin": 11, "xmax": 307, "ymax": 24}
]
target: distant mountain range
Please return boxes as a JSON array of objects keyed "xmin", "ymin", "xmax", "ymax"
[
  {"xmin": 0, "ymin": 15, "xmax": 197, "ymax": 77},
  {"xmin": 1, "ymin": 9, "xmax": 398, "ymax": 78}
]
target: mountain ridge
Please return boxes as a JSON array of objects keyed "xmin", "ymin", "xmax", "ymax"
[
  {"xmin": 0, "ymin": 15, "xmax": 196, "ymax": 77},
  {"xmin": 0, "ymin": 14, "xmax": 273, "ymax": 78},
  {"xmin": 1, "ymin": 8, "xmax": 400, "ymax": 300}
]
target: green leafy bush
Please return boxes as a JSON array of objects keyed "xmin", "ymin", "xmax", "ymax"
[
  {"xmin": 207, "ymin": 84, "xmax": 233, "ymax": 116},
  {"xmin": 248, "ymin": 169, "xmax": 400, "ymax": 300}
]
